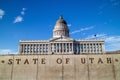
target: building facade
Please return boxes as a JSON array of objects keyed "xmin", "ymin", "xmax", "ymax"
[{"xmin": 19, "ymin": 16, "xmax": 105, "ymax": 54}]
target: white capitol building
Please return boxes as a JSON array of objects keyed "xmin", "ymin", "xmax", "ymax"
[{"xmin": 19, "ymin": 16, "xmax": 105, "ymax": 55}]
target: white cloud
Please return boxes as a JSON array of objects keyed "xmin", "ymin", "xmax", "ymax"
[
  {"xmin": 110, "ymin": 0, "xmax": 120, "ymax": 6},
  {"xmin": 21, "ymin": 8, "xmax": 26, "ymax": 15},
  {"xmin": 0, "ymin": 9, "xmax": 5, "ymax": 19},
  {"xmin": 81, "ymin": 26, "xmax": 94, "ymax": 31},
  {"xmin": 105, "ymin": 36, "xmax": 120, "ymax": 51},
  {"xmin": 22, "ymin": 8, "xmax": 26, "ymax": 11},
  {"xmin": 21, "ymin": 11, "xmax": 25, "ymax": 15},
  {"xmin": 13, "ymin": 16, "xmax": 23, "ymax": 23},
  {"xmin": 85, "ymin": 34, "xmax": 120, "ymax": 51},
  {"xmin": 86, "ymin": 33, "xmax": 106, "ymax": 39},
  {"xmin": 67, "ymin": 24, "xmax": 72, "ymax": 27},
  {"xmin": 98, "ymin": 0, "xmax": 120, "ymax": 16},
  {"xmin": 71, "ymin": 26, "xmax": 95, "ymax": 34},
  {"xmin": 105, "ymin": 36, "xmax": 120, "ymax": 42},
  {"xmin": 0, "ymin": 49, "xmax": 18, "ymax": 55},
  {"xmin": 13, "ymin": 8, "xmax": 26, "ymax": 23}
]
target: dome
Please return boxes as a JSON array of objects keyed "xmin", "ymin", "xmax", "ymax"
[
  {"xmin": 56, "ymin": 16, "xmax": 67, "ymax": 25},
  {"xmin": 53, "ymin": 16, "xmax": 69, "ymax": 38},
  {"xmin": 54, "ymin": 16, "xmax": 68, "ymax": 30}
]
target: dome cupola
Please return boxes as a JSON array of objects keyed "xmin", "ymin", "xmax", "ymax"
[{"xmin": 53, "ymin": 16, "xmax": 69, "ymax": 38}]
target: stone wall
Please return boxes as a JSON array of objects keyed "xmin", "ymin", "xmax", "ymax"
[{"xmin": 0, "ymin": 54, "xmax": 120, "ymax": 80}]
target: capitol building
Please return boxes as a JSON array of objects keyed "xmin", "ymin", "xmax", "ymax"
[
  {"xmin": 19, "ymin": 16, "xmax": 105, "ymax": 55},
  {"xmin": 1, "ymin": 16, "xmax": 119, "ymax": 80}
]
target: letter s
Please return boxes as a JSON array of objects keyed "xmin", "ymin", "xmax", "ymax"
[{"xmin": 8, "ymin": 59, "xmax": 13, "ymax": 65}]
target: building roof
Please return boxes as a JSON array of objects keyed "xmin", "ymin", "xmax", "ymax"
[{"xmin": 54, "ymin": 15, "xmax": 69, "ymax": 31}]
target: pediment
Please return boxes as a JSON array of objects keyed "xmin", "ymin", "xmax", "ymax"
[{"xmin": 49, "ymin": 37, "xmax": 74, "ymax": 42}]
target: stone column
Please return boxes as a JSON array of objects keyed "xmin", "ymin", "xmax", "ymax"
[
  {"xmin": 89, "ymin": 43, "xmax": 91, "ymax": 53},
  {"xmin": 43, "ymin": 44, "xmax": 45, "ymax": 54},
  {"xmin": 62, "ymin": 43, "xmax": 64, "ymax": 54},
  {"xmin": 19, "ymin": 44, "xmax": 22, "ymax": 54},
  {"xmin": 37, "ymin": 44, "xmax": 39, "ymax": 54},
  {"xmin": 43, "ymin": 44, "xmax": 46, "ymax": 54},
  {"xmin": 32, "ymin": 44, "xmax": 34, "ymax": 54},
  {"xmin": 95, "ymin": 43, "xmax": 97, "ymax": 53},
  {"xmin": 60, "ymin": 43, "xmax": 62, "ymax": 53},
  {"xmin": 31, "ymin": 44, "xmax": 33, "ymax": 54},
  {"xmin": 29, "ymin": 44, "xmax": 30, "ymax": 54},
  {"xmin": 86, "ymin": 43, "xmax": 87, "ymax": 53},
  {"xmin": 35, "ymin": 44, "xmax": 36, "ymax": 54},
  {"xmin": 46, "ymin": 43, "xmax": 48, "ymax": 54},
  {"xmin": 83, "ymin": 43, "xmax": 84, "ymax": 53},
  {"xmin": 28, "ymin": 44, "xmax": 30, "ymax": 54},
  {"xmin": 68, "ymin": 43, "xmax": 70, "ymax": 53},
  {"xmin": 41, "ymin": 44, "xmax": 43, "ymax": 54},
  {"xmin": 80, "ymin": 43, "xmax": 82, "ymax": 53},
  {"xmin": 79, "ymin": 43, "xmax": 81, "ymax": 54},
  {"xmin": 66, "ymin": 43, "xmax": 67, "ymax": 53},
  {"xmin": 36, "ymin": 44, "xmax": 38, "ymax": 54},
  {"xmin": 61, "ymin": 43, "xmax": 62, "ymax": 53},
  {"xmin": 34, "ymin": 44, "xmax": 36, "ymax": 54},
  {"xmin": 21, "ymin": 44, "xmax": 23, "ymax": 54},
  {"xmin": 50, "ymin": 43, "xmax": 51, "ymax": 54},
  {"xmin": 33, "ymin": 44, "xmax": 34, "ymax": 54},
  {"xmin": 25, "ymin": 44, "xmax": 27, "ymax": 54},
  {"xmin": 92, "ymin": 43, "xmax": 94, "ymax": 53},
  {"xmin": 51, "ymin": 43, "xmax": 52, "ymax": 53},
  {"xmin": 38, "ymin": 44, "xmax": 40, "ymax": 54},
  {"xmin": 75, "ymin": 43, "xmax": 77, "ymax": 54},
  {"xmin": 64, "ymin": 43, "xmax": 66, "ymax": 53},
  {"xmin": 52, "ymin": 43, "xmax": 54, "ymax": 53},
  {"xmin": 55, "ymin": 43, "xmax": 57, "ymax": 53},
  {"xmin": 26, "ymin": 44, "xmax": 28, "ymax": 54},
  {"xmin": 28, "ymin": 44, "xmax": 29, "ymax": 54},
  {"xmin": 79, "ymin": 43, "xmax": 80, "ymax": 53},
  {"xmin": 29, "ymin": 44, "xmax": 31, "ymax": 54},
  {"xmin": 55, "ymin": 43, "xmax": 56, "ymax": 53},
  {"xmin": 86, "ymin": 43, "xmax": 88, "ymax": 53},
  {"xmin": 102, "ymin": 43, "xmax": 104, "ymax": 53},
  {"xmin": 78, "ymin": 43, "xmax": 79, "ymax": 54},
  {"xmin": 98, "ymin": 43, "xmax": 100, "ymax": 53},
  {"xmin": 72, "ymin": 42, "xmax": 74, "ymax": 54},
  {"xmin": 76, "ymin": 43, "xmax": 79, "ymax": 54},
  {"xmin": 59, "ymin": 43, "xmax": 60, "ymax": 54},
  {"xmin": 22, "ymin": 44, "xmax": 24, "ymax": 54},
  {"xmin": 45, "ymin": 44, "xmax": 47, "ymax": 54},
  {"xmin": 48, "ymin": 43, "xmax": 51, "ymax": 54},
  {"xmin": 54, "ymin": 43, "xmax": 55, "ymax": 53}
]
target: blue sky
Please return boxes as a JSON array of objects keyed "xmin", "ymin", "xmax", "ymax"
[{"xmin": 0, "ymin": 0, "xmax": 120, "ymax": 54}]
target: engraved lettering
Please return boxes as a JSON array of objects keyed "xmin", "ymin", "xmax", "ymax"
[
  {"xmin": 16, "ymin": 59, "xmax": 21, "ymax": 64},
  {"xmin": 98, "ymin": 58, "xmax": 103, "ymax": 64},
  {"xmin": 41, "ymin": 58, "xmax": 46, "ymax": 64},
  {"xmin": 8, "ymin": 59, "xmax": 13, "ymax": 65},
  {"xmin": 81, "ymin": 58, "xmax": 86, "ymax": 64},
  {"xmin": 89, "ymin": 58, "xmax": 94, "ymax": 63},
  {"xmin": 56, "ymin": 58, "xmax": 62, "ymax": 64},
  {"xmin": 24, "ymin": 59, "xmax": 29, "ymax": 64},
  {"xmin": 33, "ymin": 58, "xmax": 38, "ymax": 64},
  {"xmin": 66, "ymin": 58, "xmax": 70, "ymax": 64},
  {"xmin": 107, "ymin": 58, "xmax": 112, "ymax": 63}
]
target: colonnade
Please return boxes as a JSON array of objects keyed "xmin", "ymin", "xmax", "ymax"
[
  {"xmin": 19, "ymin": 41, "xmax": 104, "ymax": 54},
  {"xmin": 19, "ymin": 44, "xmax": 48, "ymax": 54},
  {"xmin": 50, "ymin": 43, "xmax": 73, "ymax": 54},
  {"xmin": 75, "ymin": 42, "xmax": 104, "ymax": 53}
]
